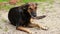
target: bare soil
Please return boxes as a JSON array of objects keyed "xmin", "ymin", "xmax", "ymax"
[{"xmin": 0, "ymin": 0, "xmax": 60, "ymax": 34}]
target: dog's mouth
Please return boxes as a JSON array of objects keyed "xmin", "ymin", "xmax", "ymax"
[{"xmin": 29, "ymin": 11, "xmax": 37, "ymax": 18}]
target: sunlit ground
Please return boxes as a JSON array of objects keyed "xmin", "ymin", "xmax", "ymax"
[{"xmin": 0, "ymin": 0, "xmax": 60, "ymax": 34}]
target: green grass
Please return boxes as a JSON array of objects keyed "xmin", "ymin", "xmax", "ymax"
[
  {"xmin": 22, "ymin": 0, "xmax": 47, "ymax": 3},
  {"xmin": 0, "ymin": 0, "xmax": 53, "ymax": 3},
  {"xmin": 0, "ymin": 0, "xmax": 54, "ymax": 10},
  {"xmin": 0, "ymin": 0, "xmax": 47, "ymax": 2},
  {"xmin": 0, "ymin": 0, "xmax": 9, "ymax": 2}
]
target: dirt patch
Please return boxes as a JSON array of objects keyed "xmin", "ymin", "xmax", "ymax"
[{"xmin": 0, "ymin": 0, "xmax": 60, "ymax": 34}]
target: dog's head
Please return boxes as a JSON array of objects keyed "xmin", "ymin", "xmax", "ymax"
[
  {"xmin": 23, "ymin": 2, "xmax": 38, "ymax": 17},
  {"xmin": 28, "ymin": 2, "xmax": 38, "ymax": 17}
]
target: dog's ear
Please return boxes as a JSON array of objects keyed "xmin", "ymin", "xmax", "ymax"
[
  {"xmin": 23, "ymin": 3, "xmax": 29, "ymax": 10},
  {"xmin": 35, "ymin": 3, "xmax": 38, "ymax": 6}
]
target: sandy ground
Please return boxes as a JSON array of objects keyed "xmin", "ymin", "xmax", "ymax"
[{"xmin": 0, "ymin": 0, "xmax": 60, "ymax": 34}]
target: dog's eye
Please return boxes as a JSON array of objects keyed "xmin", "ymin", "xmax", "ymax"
[
  {"xmin": 29, "ymin": 8, "xmax": 31, "ymax": 9},
  {"xmin": 35, "ymin": 7, "xmax": 37, "ymax": 9}
]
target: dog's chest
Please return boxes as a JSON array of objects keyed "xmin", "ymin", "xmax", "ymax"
[{"xmin": 22, "ymin": 12, "xmax": 31, "ymax": 20}]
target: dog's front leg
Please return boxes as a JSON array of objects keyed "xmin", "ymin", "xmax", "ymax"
[
  {"xmin": 35, "ymin": 15, "xmax": 46, "ymax": 19},
  {"xmin": 36, "ymin": 23, "xmax": 48, "ymax": 30},
  {"xmin": 31, "ymin": 23, "xmax": 48, "ymax": 30},
  {"xmin": 16, "ymin": 26, "xmax": 32, "ymax": 34}
]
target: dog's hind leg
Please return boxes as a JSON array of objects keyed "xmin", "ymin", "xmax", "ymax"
[{"xmin": 16, "ymin": 26, "xmax": 32, "ymax": 34}]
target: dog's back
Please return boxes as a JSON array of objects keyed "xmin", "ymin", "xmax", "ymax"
[
  {"xmin": 8, "ymin": 7, "xmax": 20, "ymax": 26},
  {"xmin": 8, "ymin": 6, "xmax": 31, "ymax": 26}
]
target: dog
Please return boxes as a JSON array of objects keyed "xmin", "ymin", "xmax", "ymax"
[{"xmin": 8, "ymin": 2, "xmax": 48, "ymax": 34}]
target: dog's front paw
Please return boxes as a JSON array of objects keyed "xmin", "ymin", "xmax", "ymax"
[
  {"xmin": 28, "ymin": 31, "xmax": 32, "ymax": 34},
  {"xmin": 41, "ymin": 26, "xmax": 49, "ymax": 30}
]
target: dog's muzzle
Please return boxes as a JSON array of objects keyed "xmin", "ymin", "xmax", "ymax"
[{"xmin": 30, "ymin": 11, "xmax": 36, "ymax": 18}]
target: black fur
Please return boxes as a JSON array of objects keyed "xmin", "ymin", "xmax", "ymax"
[{"xmin": 8, "ymin": 4, "xmax": 31, "ymax": 27}]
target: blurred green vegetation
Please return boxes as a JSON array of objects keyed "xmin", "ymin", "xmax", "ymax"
[
  {"xmin": 0, "ymin": 0, "xmax": 54, "ymax": 10},
  {"xmin": 0, "ymin": 0, "xmax": 9, "ymax": 2},
  {"xmin": 0, "ymin": 0, "xmax": 47, "ymax": 2},
  {"xmin": 0, "ymin": 0, "xmax": 54, "ymax": 3},
  {"xmin": 22, "ymin": 0, "xmax": 46, "ymax": 3}
]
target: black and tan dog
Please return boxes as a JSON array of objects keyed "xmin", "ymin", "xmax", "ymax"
[{"xmin": 8, "ymin": 2, "xmax": 48, "ymax": 34}]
